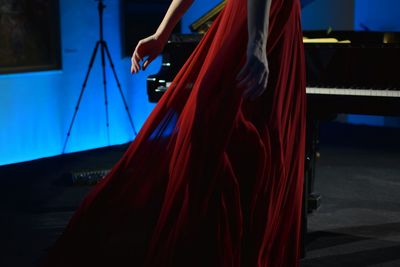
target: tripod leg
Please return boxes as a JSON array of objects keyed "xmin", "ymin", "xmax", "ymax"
[
  {"xmin": 62, "ymin": 41, "xmax": 101, "ymax": 154},
  {"xmin": 100, "ymin": 41, "xmax": 111, "ymax": 145},
  {"xmin": 104, "ymin": 42, "xmax": 138, "ymax": 136}
]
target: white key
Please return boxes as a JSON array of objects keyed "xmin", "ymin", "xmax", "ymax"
[{"xmin": 306, "ymin": 87, "xmax": 400, "ymax": 97}]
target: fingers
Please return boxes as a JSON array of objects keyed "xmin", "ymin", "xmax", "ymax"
[
  {"xmin": 263, "ymin": 72, "xmax": 269, "ymax": 89},
  {"xmin": 243, "ymin": 82, "xmax": 259, "ymax": 100},
  {"xmin": 236, "ymin": 62, "xmax": 256, "ymax": 89},
  {"xmin": 236, "ymin": 62, "xmax": 250, "ymax": 82},
  {"xmin": 241, "ymin": 70, "xmax": 269, "ymax": 101},
  {"xmin": 131, "ymin": 59, "xmax": 140, "ymax": 74},
  {"xmin": 131, "ymin": 45, "xmax": 158, "ymax": 73},
  {"xmin": 142, "ymin": 54, "xmax": 157, "ymax": 71},
  {"xmin": 237, "ymin": 71, "xmax": 255, "ymax": 89},
  {"xmin": 131, "ymin": 55, "xmax": 140, "ymax": 74},
  {"xmin": 237, "ymin": 62, "xmax": 261, "ymax": 90},
  {"xmin": 242, "ymin": 77, "xmax": 259, "ymax": 100},
  {"xmin": 237, "ymin": 50, "xmax": 269, "ymax": 100},
  {"xmin": 131, "ymin": 46, "xmax": 143, "ymax": 74}
]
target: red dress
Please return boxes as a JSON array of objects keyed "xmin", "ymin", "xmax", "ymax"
[{"xmin": 42, "ymin": 0, "xmax": 306, "ymax": 266}]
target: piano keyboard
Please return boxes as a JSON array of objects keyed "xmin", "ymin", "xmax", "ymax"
[
  {"xmin": 154, "ymin": 82, "xmax": 400, "ymax": 98},
  {"xmin": 306, "ymin": 87, "xmax": 400, "ymax": 97}
]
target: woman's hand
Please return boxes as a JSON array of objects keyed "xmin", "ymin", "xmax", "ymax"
[
  {"xmin": 131, "ymin": 34, "xmax": 166, "ymax": 74},
  {"xmin": 236, "ymin": 42, "xmax": 269, "ymax": 101},
  {"xmin": 130, "ymin": 0, "xmax": 194, "ymax": 73}
]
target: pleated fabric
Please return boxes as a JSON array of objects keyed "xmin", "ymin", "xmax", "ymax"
[{"xmin": 41, "ymin": 0, "xmax": 306, "ymax": 266}]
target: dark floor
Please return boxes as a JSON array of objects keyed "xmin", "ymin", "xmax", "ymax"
[
  {"xmin": 0, "ymin": 121, "xmax": 399, "ymax": 267},
  {"xmin": 301, "ymin": 122, "xmax": 400, "ymax": 267}
]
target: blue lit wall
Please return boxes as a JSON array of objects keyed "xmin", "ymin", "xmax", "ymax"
[
  {"xmin": 301, "ymin": 0, "xmax": 354, "ymax": 31},
  {"xmin": 1, "ymin": 0, "xmax": 399, "ymax": 166},
  {"xmin": 0, "ymin": 0, "xmax": 220, "ymax": 166},
  {"xmin": 0, "ymin": 0, "xmax": 161, "ymax": 166},
  {"xmin": 355, "ymin": 0, "xmax": 400, "ymax": 31}
]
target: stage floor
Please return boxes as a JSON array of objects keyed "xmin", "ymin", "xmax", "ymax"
[{"xmin": 1, "ymin": 121, "xmax": 399, "ymax": 267}]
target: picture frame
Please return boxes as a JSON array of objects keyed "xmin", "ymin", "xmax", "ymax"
[{"xmin": 0, "ymin": 0, "xmax": 61, "ymax": 74}]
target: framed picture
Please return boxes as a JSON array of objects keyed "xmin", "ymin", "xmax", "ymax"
[{"xmin": 0, "ymin": 0, "xmax": 61, "ymax": 74}]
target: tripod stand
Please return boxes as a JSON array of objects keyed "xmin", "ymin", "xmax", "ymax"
[{"xmin": 62, "ymin": 0, "xmax": 137, "ymax": 154}]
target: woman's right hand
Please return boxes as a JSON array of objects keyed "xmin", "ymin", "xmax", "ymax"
[
  {"xmin": 131, "ymin": 34, "xmax": 166, "ymax": 74},
  {"xmin": 236, "ymin": 42, "xmax": 269, "ymax": 101}
]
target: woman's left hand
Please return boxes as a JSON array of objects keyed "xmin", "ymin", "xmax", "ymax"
[{"xmin": 236, "ymin": 42, "xmax": 269, "ymax": 101}]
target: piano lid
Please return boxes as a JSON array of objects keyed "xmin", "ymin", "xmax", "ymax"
[
  {"xmin": 303, "ymin": 30, "xmax": 400, "ymax": 45},
  {"xmin": 189, "ymin": 1, "xmax": 226, "ymax": 34}
]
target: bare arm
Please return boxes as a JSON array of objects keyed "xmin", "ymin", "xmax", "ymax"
[
  {"xmin": 247, "ymin": 0, "xmax": 272, "ymax": 48},
  {"xmin": 131, "ymin": 0, "xmax": 194, "ymax": 73},
  {"xmin": 237, "ymin": 0, "xmax": 272, "ymax": 101},
  {"xmin": 155, "ymin": 0, "xmax": 194, "ymax": 44}
]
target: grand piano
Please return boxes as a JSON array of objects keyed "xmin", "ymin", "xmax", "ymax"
[{"xmin": 146, "ymin": 0, "xmax": 400, "ymax": 257}]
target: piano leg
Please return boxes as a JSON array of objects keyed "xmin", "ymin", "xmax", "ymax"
[
  {"xmin": 301, "ymin": 162, "xmax": 308, "ymax": 258},
  {"xmin": 301, "ymin": 110, "xmax": 323, "ymax": 258},
  {"xmin": 307, "ymin": 116, "xmax": 322, "ymax": 213}
]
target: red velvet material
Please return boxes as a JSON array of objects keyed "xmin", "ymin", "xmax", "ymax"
[{"xmin": 41, "ymin": 0, "xmax": 306, "ymax": 266}]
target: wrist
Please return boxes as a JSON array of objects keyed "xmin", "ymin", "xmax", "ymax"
[
  {"xmin": 154, "ymin": 30, "xmax": 170, "ymax": 45},
  {"xmin": 248, "ymin": 41, "xmax": 267, "ymax": 57},
  {"xmin": 247, "ymin": 39, "xmax": 267, "ymax": 55},
  {"xmin": 248, "ymin": 31, "xmax": 267, "ymax": 46}
]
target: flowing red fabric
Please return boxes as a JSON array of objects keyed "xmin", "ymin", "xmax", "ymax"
[{"xmin": 42, "ymin": 0, "xmax": 306, "ymax": 266}]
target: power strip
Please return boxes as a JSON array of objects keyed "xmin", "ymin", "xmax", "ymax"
[{"xmin": 71, "ymin": 169, "xmax": 110, "ymax": 185}]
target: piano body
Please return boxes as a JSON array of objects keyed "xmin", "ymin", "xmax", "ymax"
[
  {"xmin": 146, "ymin": 1, "xmax": 400, "ymax": 257},
  {"xmin": 148, "ymin": 31, "xmax": 400, "ymax": 107}
]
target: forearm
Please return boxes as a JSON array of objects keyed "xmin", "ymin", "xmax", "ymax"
[
  {"xmin": 247, "ymin": 0, "xmax": 272, "ymax": 49},
  {"xmin": 155, "ymin": 0, "xmax": 194, "ymax": 43}
]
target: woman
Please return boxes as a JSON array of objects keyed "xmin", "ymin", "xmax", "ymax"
[{"xmin": 42, "ymin": 0, "xmax": 306, "ymax": 266}]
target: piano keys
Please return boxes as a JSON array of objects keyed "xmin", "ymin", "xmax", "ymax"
[{"xmin": 304, "ymin": 30, "xmax": 400, "ymax": 116}]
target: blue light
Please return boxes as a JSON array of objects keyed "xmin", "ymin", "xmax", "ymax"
[
  {"xmin": 0, "ymin": 0, "xmax": 159, "ymax": 166},
  {"xmin": 355, "ymin": 0, "xmax": 400, "ymax": 31},
  {"xmin": 2, "ymin": 0, "xmax": 399, "ymax": 166}
]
